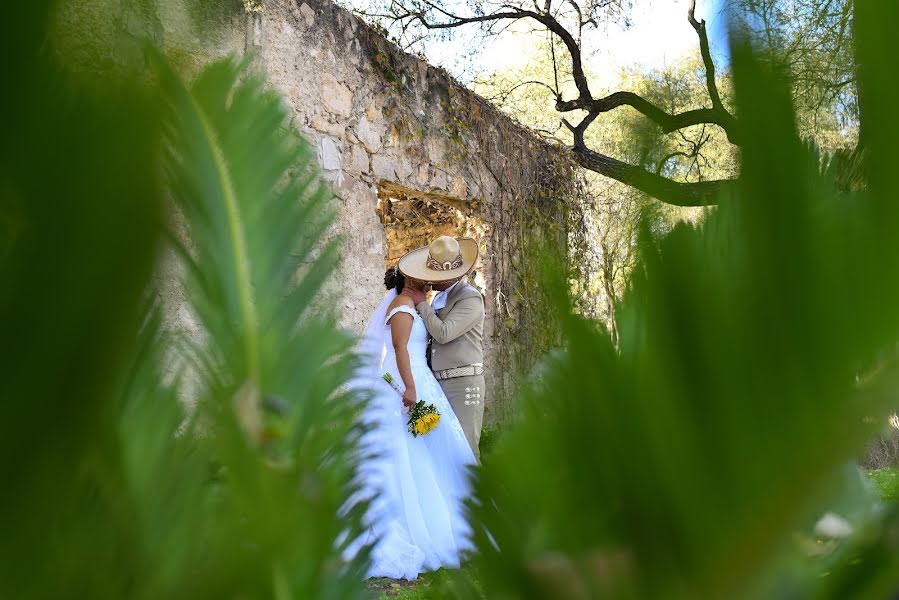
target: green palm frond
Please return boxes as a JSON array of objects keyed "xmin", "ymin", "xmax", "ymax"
[
  {"xmin": 155, "ymin": 54, "xmax": 369, "ymax": 597},
  {"xmin": 455, "ymin": 11, "xmax": 899, "ymax": 600}
]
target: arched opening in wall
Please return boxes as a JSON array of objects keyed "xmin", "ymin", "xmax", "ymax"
[{"xmin": 377, "ymin": 181, "xmax": 489, "ymax": 297}]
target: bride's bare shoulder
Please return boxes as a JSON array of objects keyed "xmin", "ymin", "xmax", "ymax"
[{"xmin": 388, "ymin": 293, "xmax": 415, "ymax": 311}]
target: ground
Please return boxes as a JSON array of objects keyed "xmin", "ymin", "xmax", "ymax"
[{"xmin": 369, "ymin": 566, "xmax": 481, "ymax": 599}]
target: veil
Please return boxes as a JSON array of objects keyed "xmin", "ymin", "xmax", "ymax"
[
  {"xmin": 349, "ymin": 288, "xmax": 397, "ymax": 389},
  {"xmin": 341, "ymin": 289, "xmax": 397, "ymax": 551}
]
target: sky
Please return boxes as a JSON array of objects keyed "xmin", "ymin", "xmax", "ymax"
[{"xmin": 356, "ymin": 0, "xmax": 730, "ymax": 88}]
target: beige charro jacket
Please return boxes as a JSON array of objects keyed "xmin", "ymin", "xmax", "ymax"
[{"xmin": 415, "ymin": 282, "xmax": 484, "ymax": 372}]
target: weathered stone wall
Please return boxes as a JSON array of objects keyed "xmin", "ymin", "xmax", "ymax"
[
  {"xmin": 253, "ymin": 0, "xmax": 574, "ymax": 422},
  {"xmin": 56, "ymin": 0, "xmax": 574, "ymax": 424}
]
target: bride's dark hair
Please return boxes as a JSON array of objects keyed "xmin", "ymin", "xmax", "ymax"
[{"xmin": 384, "ymin": 265, "xmax": 405, "ymax": 293}]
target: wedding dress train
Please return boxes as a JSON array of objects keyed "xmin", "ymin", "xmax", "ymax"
[{"xmin": 347, "ymin": 291, "xmax": 476, "ymax": 580}]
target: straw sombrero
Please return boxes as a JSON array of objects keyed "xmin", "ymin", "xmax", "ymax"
[{"xmin": 397, "ymin": 236, "xmax": 479, "ymax": 283}]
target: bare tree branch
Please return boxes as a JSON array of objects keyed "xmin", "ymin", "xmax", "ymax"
[
  {"xmin": 688, "ymin": 0, "xmax": 725, "ymax": 111},
  {"xmin": 656, "ymin": 151, "xmax": 693, "ymax": 175},
  {"xmin": 557, "ymin": 90, "xmax": 741, "ymax": 142},
  {"xmin": 387, "ymin": 0, "xmax": 741, "ymax": 206},
  {"xmin": 572, "ymin": 145, "xmax": 732, "ymax": 206}
]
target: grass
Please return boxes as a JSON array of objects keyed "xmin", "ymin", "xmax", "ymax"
[
  {"xmin": 369, "ymin": 565, "xmax": 482, "ymax": 599},
  {"xmin": 867, "ymin": 467, "xmax": 899, "ymax": 502}
]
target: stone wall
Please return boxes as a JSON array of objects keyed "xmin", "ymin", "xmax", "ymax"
[
  {"xmin": 256, "ymin": 0, "xmax": 576, "ymax": 422},
  {"xmin": 56, "ymin": 0, "xmax": 575, "ymax": 423}
]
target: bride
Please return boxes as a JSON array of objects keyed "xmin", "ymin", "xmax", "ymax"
[{"xmin": 345, "ymin": 266, "xmax": 476, "ymax": 580}]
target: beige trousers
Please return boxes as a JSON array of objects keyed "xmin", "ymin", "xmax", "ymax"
[{"xmin": 437, "ymin": 374, "xmax": 486, "ymax": 463}]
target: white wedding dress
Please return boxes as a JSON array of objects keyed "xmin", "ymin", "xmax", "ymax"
[{"xmin": 345, "ymin": 290, "xmax": 476, "ymax": 580}]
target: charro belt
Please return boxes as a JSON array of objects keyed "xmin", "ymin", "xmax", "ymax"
[{"xmin": 433, "ymin": 363, "xmax": 484, "ymax": 381}]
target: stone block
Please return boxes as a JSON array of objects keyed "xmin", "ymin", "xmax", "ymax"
[
  {"xmin": 371, "ymin": 154, "xmax": 396, "ymax": 180},
  {"xmin": 416, "ymin": 163, "xmax": 429, "ymax": 185},
  {"xmin": 366, "ymin": 101, "xmax": 381, "ymax": 122},
  {"xmin": 355, "ymin": 116, "xmax": 383, "ymax": 153},
  {"xmin": 346, "ymin": 144, "xmax": 370, "ymax": 174},
  {"xmin": 321, "ymin": 72, "xmax": 353, "ymax": 117},
  {"xmin": 392, "ymin": 155, "xmax": 414, "ymax": 182},
  {"xmin": 318, "ymin": 136, "xmax": 342, "ymax": 171},
  {"xmin": 299, "ymin": 2, "xmax": 315, "ymax": 27},
  {"xmin": 450, "ymin": 176, "xmax": 466, "ymax": 198},
  {"xmin": 318, "ymin": 136, "xmax": 344, "ymax": 186},
  {"xmin": 426, "ymin": 138, "xmax": 446, "ymax": 165},
  {"xmin": 430, "ymin": 169, "xmax": 448, "ymax": 191},
  {"xmin": 310, "ymin": 114, "xmax": 344, "ymax": 137}
]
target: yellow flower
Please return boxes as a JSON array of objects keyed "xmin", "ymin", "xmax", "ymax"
[{"xmin": 415, "ymin": 420, "xmax": 428, "ymax": 435}]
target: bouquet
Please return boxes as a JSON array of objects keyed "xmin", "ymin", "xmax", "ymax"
[
  {"xmin": 406, "ymin": 400, "xmax": 440, "ymax": 437},
  {"xmin": 382, "ymin": 373, "xmax": 441, "ymax": 437}
]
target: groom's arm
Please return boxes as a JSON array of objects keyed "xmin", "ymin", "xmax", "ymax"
[{"xmin": 416, "ymin": 296, "xmax": 482, "ymax": 344}]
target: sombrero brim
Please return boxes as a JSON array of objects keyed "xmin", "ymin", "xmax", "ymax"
[{"xmin": 397, "ymin": 237, "xmax": 480, "ymax": 283}]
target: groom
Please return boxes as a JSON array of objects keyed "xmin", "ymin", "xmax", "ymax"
[{"xmin": 399, "ymin": 236, "xmax": 486, "ymax": 462}]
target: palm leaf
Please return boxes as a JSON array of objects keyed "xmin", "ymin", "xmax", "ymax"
[
  {"xmin": 155, "ymin": 53, "xmax": 369, "ymax": 597},
  {"xmin": 454, "ymin": 11, "xmax": 899, "ymax": 600}
]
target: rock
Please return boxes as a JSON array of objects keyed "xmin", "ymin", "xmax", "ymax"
[
  {"xmin": 386, "ymin": 124, "xmax": 401, "ymax": 147},
  {"xmin": 310, "ymin": 115, "xmax": 344, "ymax": 137},
  {"xmin": 430, "ymin": 169, "xmax": 448, "ymax": 191},
  {"xmin": 426, "ymin": 139, "xmax": 446, "ymax": 165},
  {"xmin": 346, "ymin": 39, "xmax": 361, "ymax": 65},
  {"xmin": 355, "ymin": 116, "xmax": 383, "ymax": 153},
  {"xmin": 371, "ymin": 154, "xmax": 395, "ymax": 180},
  {"xmin": 367, "ymin": 234, "xmax": 384, "ymax": 255},
  {"xmin": 346, "ymin": 144, "xmax": 370, "ymax": 174},
  {"xmin": 392, "ymin": 155, "xmax": 414, "ymax": 182},
  {"xmin": 318, "ymin": 136, "xmax": 344, "ymax": 186},
  {"xmin": 318, "ymin": 136, "xmax": 342, "ymax": 171},
  {"xmin": 370, "ymin": 153, "xmax": 413, "ymax": 182},
  {"xmin": 299, "ymin": 2, "xmax": 315, "ymax": 27},
  {"xmin": 321, "ymin": 73, "xmax": 353, "ymax": 117},
  {"xmin": 366, "ymin": 102, "xmax": 381, "ymax": 122},
  {"xmin": 416, "ymin": 163, "xmax": 429, "ymax": 185},
  {"xmin": 450, "ymin": 176, "xmax": 466, "ymax": 198}
]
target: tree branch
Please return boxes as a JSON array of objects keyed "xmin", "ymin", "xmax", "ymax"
[
  {"xmin": 688, "ymin": 0, "xmax": 725, "ymax": 111},
  {"xmin": 572, "ymin": 145, "xmax": 733, "ymax": 206},
  {"xmin": 656, "ymin": 151, "xmax": 692, "ymax": 175},
  {"xmin": 393, "ymin": 0, "xmax": 741, "ymax": 206},
  {"xmin": 557, "ymin": 91, "xmax": 740, "ymax": 142},
  {"xmin": 407, "ymin": 0, "xmax": 594, "ymax": 103}
]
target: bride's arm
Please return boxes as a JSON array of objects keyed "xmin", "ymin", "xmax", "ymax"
[{"xmin": 389, "ymin": 311, "xmax": 417, "ymax": 408}]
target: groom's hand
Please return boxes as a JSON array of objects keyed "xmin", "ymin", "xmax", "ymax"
[{"xmin": 403, "ymin": 287, "xmax": 427, "ymax": 305}]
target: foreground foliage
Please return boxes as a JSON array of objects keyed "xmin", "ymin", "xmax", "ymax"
[
  {"xmin": 447, "ymin": 6, "xmax": 899, "ymax": 599},
  {"xmin": 1, "ymin": 2, "xmax": 368, "ymax": 598},
  {"xmin": 5, "ymin": 1, "xmax": 899, "ymax": 599}
]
